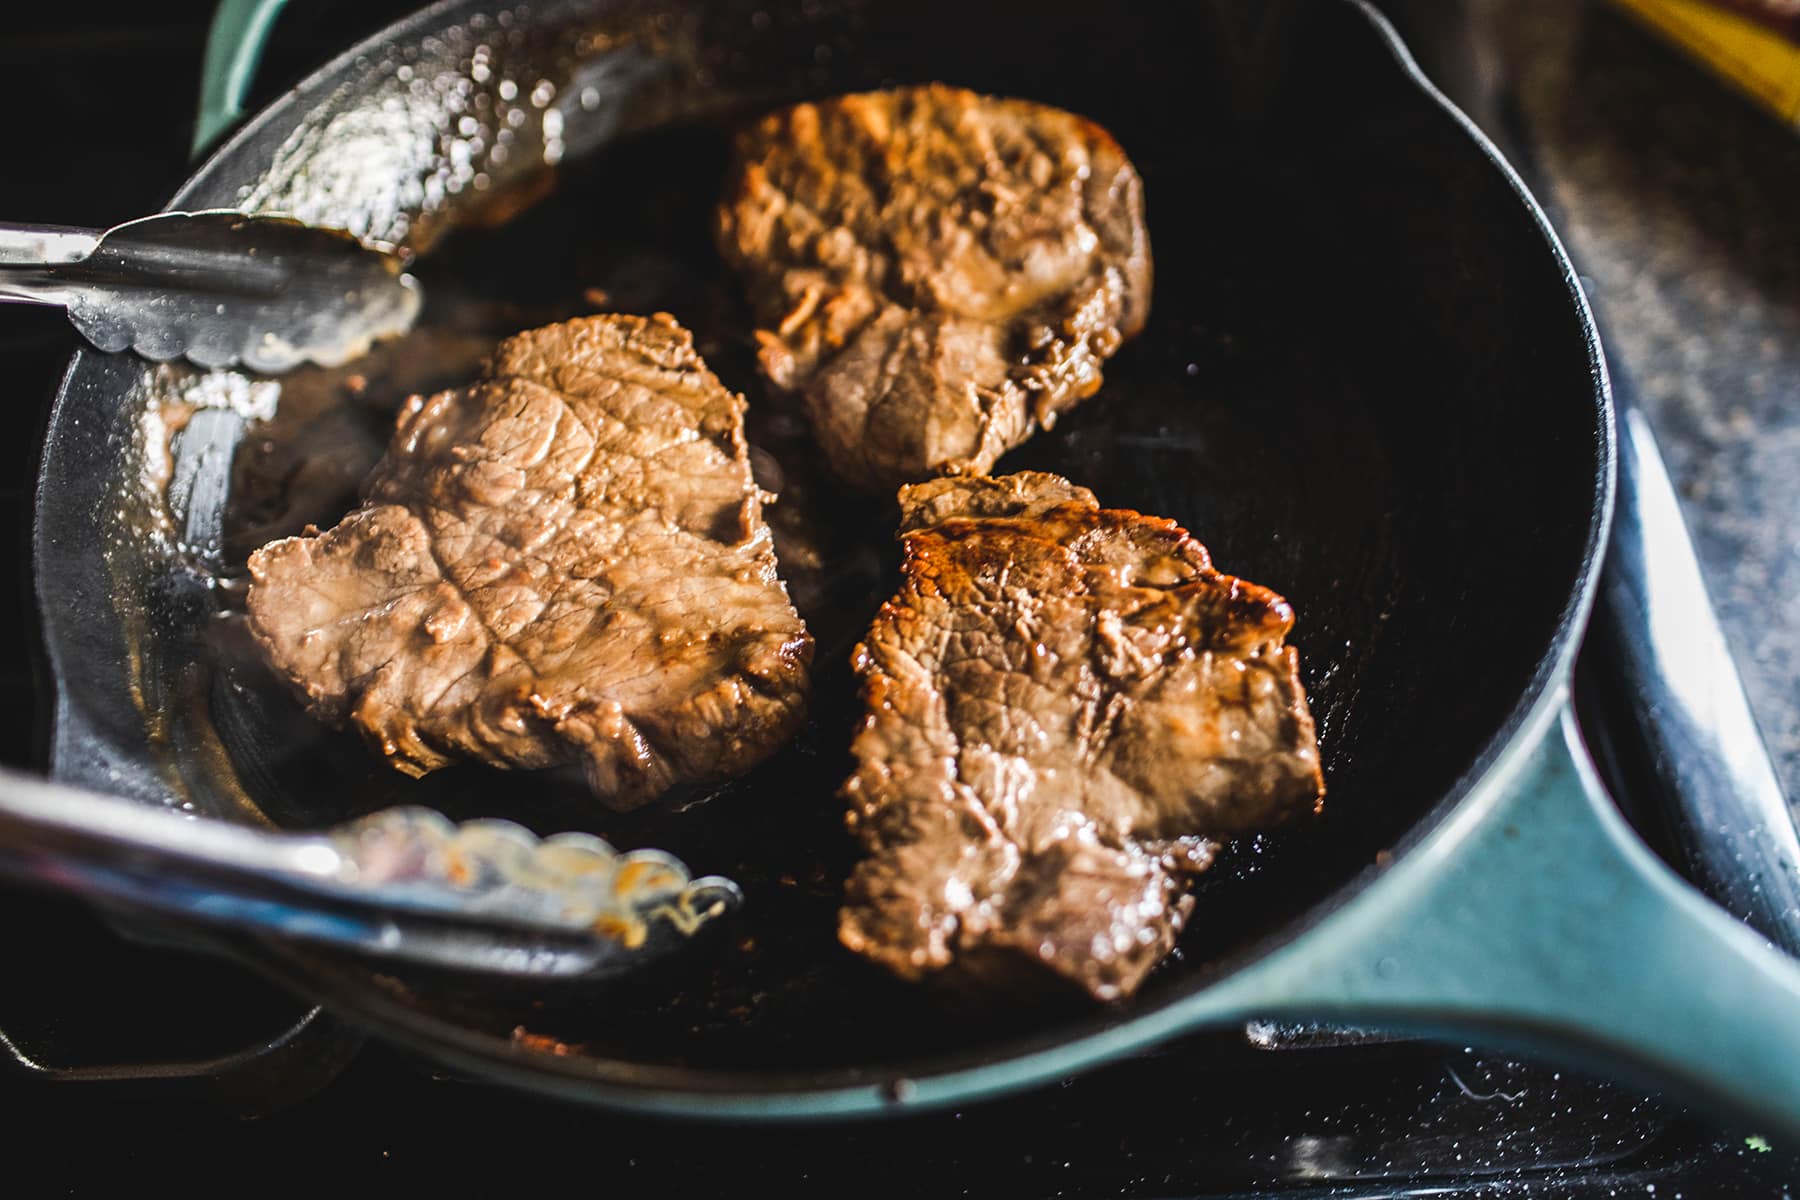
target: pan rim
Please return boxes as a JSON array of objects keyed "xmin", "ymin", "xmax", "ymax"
[{"xmin": 31, "ymin": 0, "xmax": 1615, "ymax": 1117}]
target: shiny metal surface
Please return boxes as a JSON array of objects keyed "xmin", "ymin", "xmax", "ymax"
[
  {"xmin": 0, "ymin": 211, "xmax": 420, "ymax": 372},
  {"xmin": 0, "ymin": 224, "xmax": 100, "ymax": 267},
  {"xmin": 1596, "ymin": 384, "xmax": 1800, "ymax": 953},
  {"xmin": 0, "ymin": 769, "xmax": 740, "ymax": 979}
]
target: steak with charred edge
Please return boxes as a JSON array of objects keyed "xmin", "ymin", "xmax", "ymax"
[
  {"xmin": 246, "ymin": 314, "xmax": 812, "ymax": 810},
  {"xmin": 718, "ymin": 85, "xmax": 1152, "ymax": 493},
  {"xmin": 840, "ymin": 473, "xmax": 1323, "ymax": 1000}
]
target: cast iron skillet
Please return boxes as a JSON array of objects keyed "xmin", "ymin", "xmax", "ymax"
[{"xmin": 31, "ymin": 0, "xmax": 1800, "ymax": 1129}]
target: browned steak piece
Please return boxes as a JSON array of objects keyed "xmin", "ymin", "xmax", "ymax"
[
  {"xmin": 840, "ymin": 473, "xmax": 1323, "ymax": 1000},
  {"xmin": 246, "ymin": 314, "xmax": 812, "ymax": 810},
  {"xmin": 717, "ymin": 85, "xmax": 1152, "ymax": 493}
]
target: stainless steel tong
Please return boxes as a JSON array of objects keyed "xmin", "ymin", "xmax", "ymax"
[
  {"xmin": 0, "ymin": 210, "xmax": 742, "ymax": 979},
  {"xmin": 0, "ymin": 769, "xmax": 741, "ymax": 980},
  {"xmin": 0, "ymin": 211, "xmax": 420, "ymax": 373}
]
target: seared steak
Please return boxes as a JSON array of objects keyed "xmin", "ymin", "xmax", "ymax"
[
  {"xmin": 840, "ymin": 473, "xmax": 1322, "ymax": 999},
  {"xmin": 717, "ymin": 85, "xmax": 1152, "ymax": 492},
  {"xmin": 246, "ymin": 314, "xmax": 812, "ymax": 809}
]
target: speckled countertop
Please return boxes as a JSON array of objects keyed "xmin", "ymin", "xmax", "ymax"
[{"xmin": 1462, "ymin": 0, "xmax": 1800, "ymax": 801}]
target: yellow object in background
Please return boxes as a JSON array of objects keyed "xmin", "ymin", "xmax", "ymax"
[{"xmin": 1609, "ymin": 0, "xmax": 1800, "ymax": 124}]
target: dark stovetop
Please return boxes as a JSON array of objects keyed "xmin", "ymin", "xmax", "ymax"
[{"xmin": 4, "ymin": 2, "xmax": 1800, "ymax": 1195}]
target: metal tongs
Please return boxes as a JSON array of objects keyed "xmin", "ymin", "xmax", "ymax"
[
  {"xmin": 0, "ymin": 210, "xmax": 741, "ymax": 978},
  {"xmin": 0, "ymin": 769, "xmax": 741, "ymax": 980},
  {"xmin": 0, "ymin": 211, "xmax": 420, "ymax": 373}
]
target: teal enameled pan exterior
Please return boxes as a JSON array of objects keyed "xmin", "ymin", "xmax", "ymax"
[
  {"xmin": 196, "ymin": 0, "xmax": 291, "ymax": 156},
  {"xmin": 32, "ymin": 0, "xmax": 1800, "ymax": 1132}
]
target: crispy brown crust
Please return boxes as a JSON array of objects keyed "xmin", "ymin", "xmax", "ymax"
[
  {"xmin": 246, "ymin": 314, "xmax": 812, "ymax": 809},
  {"xmin": 839, "ymin": 473, "xmax": 1322, "ymax": 1000},
  {"xmin": 717, "ymin": 85, "xmax": 1152, "ymax": 492}
]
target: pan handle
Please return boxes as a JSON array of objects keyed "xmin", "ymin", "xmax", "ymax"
[
  {"xmin": 195, "ymin": 0, "xmax": 291, "ymax": 156},
  {"xmin": 1193, "ymin": 697, "xmax": 1800, "ymax": 1142}
]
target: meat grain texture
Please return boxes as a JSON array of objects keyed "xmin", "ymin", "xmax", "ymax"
[
  {"xmin": 246, "ymin": 314, "xmax": 812, "ymax": 810},
  {"xmin": 718, "ymin": 85, "xmax": 1152, "ymax": 493},
  {"xmin": 840, "ymin": 473, "xmax": 1323, "ymax": 1000}
]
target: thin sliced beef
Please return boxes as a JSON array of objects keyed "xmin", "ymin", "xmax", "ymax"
[
  {"xmin": 840, "ymin": 473, "xmax": 1322, "ymax": 1000},
  {"xmin": 718, "ymin": 85, "xmax": 1152, "ymax": 493},
  {"xmin": 246, "ymin": 314, "xmax": 812, "ymax": 810}
]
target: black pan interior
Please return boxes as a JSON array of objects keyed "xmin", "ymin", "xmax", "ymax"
[{"xmin": 33, "ymin": 0, "xmax": 1607, "ymax": 1087}]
